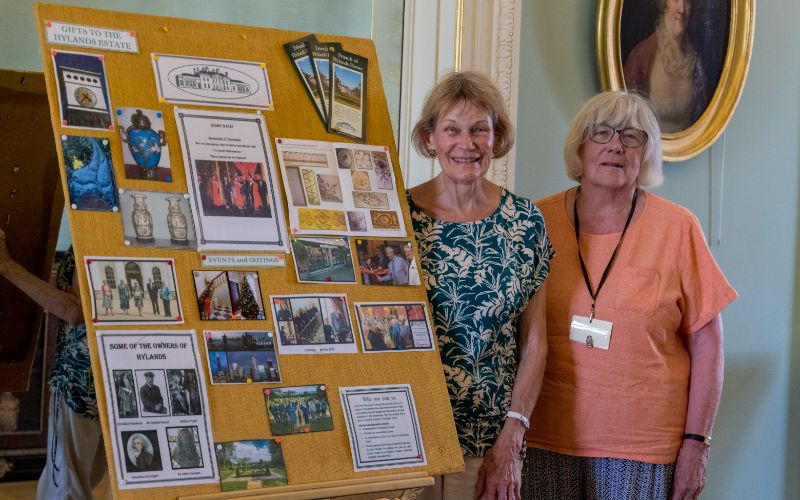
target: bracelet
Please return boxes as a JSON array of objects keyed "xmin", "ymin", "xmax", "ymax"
[
  {"xmin": 683, "ymin": 433, "xmax": 711, "ymax": 447},
  {"xmin": 506, "ymin": 411, "xmax": 530, "ymax": 429}
]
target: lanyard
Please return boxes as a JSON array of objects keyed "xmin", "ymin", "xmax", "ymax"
[{"xmin": 573, "ymin": 188, "xmax": 638, "ymax": 321}]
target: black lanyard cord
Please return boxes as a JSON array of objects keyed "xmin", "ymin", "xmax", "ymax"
[{"xmin": 573, "ymin": 187, "xmax": 639, "ymax": 320}]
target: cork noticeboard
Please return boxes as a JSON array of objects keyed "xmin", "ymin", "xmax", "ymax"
[
  {"xmin": 34, "ymin": 4, "xmax": 462, "ymax": 499},
  {"xmin": 0, "ymin": 68, "xmax": 63, "ymax": 392}
]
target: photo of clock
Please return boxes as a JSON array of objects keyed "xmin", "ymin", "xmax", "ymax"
[{"xmin": 74, "ymin": 86, "xmax": 98, "ymax": 108}]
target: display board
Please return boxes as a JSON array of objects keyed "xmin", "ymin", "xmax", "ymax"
[
  {"xmin": 0, "ymin": 68, "xmax": 63, "ymax": 392},
  {"xmin": 35, "ymin": 4, "xmax": 461, "ymax": 499}
]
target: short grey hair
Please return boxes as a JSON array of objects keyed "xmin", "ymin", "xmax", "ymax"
[{"xmin": 563, "ymin": 91, "xmax": 664, "ymax": 187}]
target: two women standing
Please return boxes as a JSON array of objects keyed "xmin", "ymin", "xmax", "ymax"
[{"xmin": 409, "ymin": 73, "xmax": 735, "ymax": 500}]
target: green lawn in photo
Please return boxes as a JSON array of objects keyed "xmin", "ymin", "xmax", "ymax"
[{"xmin": 222, "ymin": 481, "xmax": 248, "ymax": 492}]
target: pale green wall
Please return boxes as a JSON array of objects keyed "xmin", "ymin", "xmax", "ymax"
[{"xmin": 517, "ymin": 1, "xmax": 799, "ymax": 499}]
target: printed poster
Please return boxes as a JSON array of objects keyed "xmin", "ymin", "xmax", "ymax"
[
  {"xmin": 175, "ymin": 108, "xmax": 288, "ymax": 251},
  {"xmin": 275, "ymin": 138, "xmax": 406, "ymax": 237},
  {"xmin": 97, "ymin": 330, "xmax": 218, "ymax": 489}
]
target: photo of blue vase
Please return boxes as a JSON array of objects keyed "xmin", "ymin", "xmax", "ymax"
[{"xmin": 123, "ymin": 109, "xmax": 166, "ymax": 180}]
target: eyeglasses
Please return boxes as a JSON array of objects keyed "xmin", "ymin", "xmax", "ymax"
[{"xmin": 587, "ymin": 124, "xmax": 648, "ymax": 148}]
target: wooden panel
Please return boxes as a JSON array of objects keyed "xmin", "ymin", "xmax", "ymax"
[{"xmin": 0, "ymin": 68, "xmax": 63, "ymax": 391}]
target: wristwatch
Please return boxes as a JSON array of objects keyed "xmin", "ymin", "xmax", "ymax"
[{"xmin": 683, "ymin": 433, "xmax": 712, "ymax": 447}]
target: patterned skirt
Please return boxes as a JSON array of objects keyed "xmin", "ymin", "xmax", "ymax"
[{"xmin": 521, "ymin": 447, "xmax": 675, "ymax": 500}]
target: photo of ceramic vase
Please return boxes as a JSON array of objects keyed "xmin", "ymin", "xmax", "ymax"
[
  {"xmin": 124, "ymin": 109, "xmax": 166, "ymax": 180},
  {"xmin": 131, "ymin": 194, "xmax": 154, "ymax": 242},
  {"xmin": 166, "ymin": 196, "xmax": 189, "ymax": 245}
]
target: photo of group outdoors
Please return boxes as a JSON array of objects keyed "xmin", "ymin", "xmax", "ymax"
[
  {"xmin": 264, "ymin": 385, "xmax": 334, "ymax": 435},
  {"xmin": 167, "ymin": 426, "xmax": 204, "ymax": 470},
  {"xmin": 122, "ymin": 430, "xmax": 163, "ymax": 473},
  {"xmin": 356, "ymin": 239, "xmax": 420, "ymax": 286},
  {"xmin": 194, "ymin": 160, "xmax": 273, "ymax": 218},
  {"xmin": 85, "ymin": 257, "xmax": 182, "ymax": 324},
  {"xmin": 193, "ymin": 270, "xmax": 265, "ymax": 320},
  {"xmin": 355, "ymin": 302, "xmax": 434, "ymax": 352},
  {"xmin": 290, "ymin": 237, "xmax": 356, "ymax": 284},
  {"xmin": 205, "ymin": 331, "xmax": 281, "ymax": 384},
  {"xmin": 215, "ymin": 439, "xmax": 287, "ymax": 491},
  {"xmin": 270, "ymin": 295, "xmax": 356, "ymax": 354}
]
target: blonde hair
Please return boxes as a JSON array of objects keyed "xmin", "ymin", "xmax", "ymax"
[
  {"xmin": 411, "ymin": 71, "xmax": 514, "ymax": 159},
  {"xmin": 563, "ymin": 91, "xmax": 664, "ymax": 187}
]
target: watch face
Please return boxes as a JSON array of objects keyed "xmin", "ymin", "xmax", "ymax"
[{"xmin": 74, "ymin": 86, "xmax": 98, "ymax": 108}]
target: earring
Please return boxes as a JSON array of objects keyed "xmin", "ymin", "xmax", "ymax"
[{"xmin": 427, "ymin": 148, "xmax": 436, "ymax": 156}]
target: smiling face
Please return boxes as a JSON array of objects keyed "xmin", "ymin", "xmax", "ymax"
[
  {"xmin": 580, "ymin": 124, "xmax": 642, "ymax": 192},
  {"xmin": 664, "ymin": 0, "xmax": 690, "ymax": 38},
  {"xmin": 427, "ymin": 102, "xmax": 495, "ymax": 186}
]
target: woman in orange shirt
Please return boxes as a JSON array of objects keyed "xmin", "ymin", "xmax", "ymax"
[{"xmin": 522, "ymin": 91, "xmax": 737, "ymax": 500}]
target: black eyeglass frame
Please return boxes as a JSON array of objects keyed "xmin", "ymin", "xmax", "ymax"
[{"xmin": 586, "ymin": 124, "xmax": 648, "ymax": 148}]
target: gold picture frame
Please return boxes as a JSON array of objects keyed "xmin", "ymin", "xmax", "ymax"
[{"xmin": 597, "ymin": 0, "xmax": 755, "ymax": 162}]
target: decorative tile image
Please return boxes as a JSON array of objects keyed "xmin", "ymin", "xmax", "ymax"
[
  {"xmin": 372, "ymin": 151, "xmax": 394, "ymax": 190},
  {"xmin": 300, "ymin": 168, "xmax": 321, "ymax": 205},
  {"xmin": 335, "ymin": 147, "xmax": 373, "ymax": 170},
  {"xmin": 284, "ymin": 166, "xmax": 308, "ymax": 207},
  {"xmin": 291, "ymin": 237, "xmax": 356, "ymax": 284},
  {"xmin": 370, "ymin": 210, "xmax": 401, "ymax": 230},
  {"xmin": 350, "ymin": 170, "xmax": 371, "ymax": 191},
  {"xmin": 297, "ymin": 208, "xmax": 347, "ymax": 231},
  {"xmin": 193, "ymin": 270, "xmax": 265, "ymax": 321},
  {"xmin": 264, "ymin": 385, "xmax": 333, "ymax": 435},
  {"xmin": 205, "ymin": 331, "xmax": 281, "ymax": 384},
  {"xmin": 62, "ymin": 135, "xmax": 118, "ymax": 211},
  {"xmin": 352, "ymin": 191, "xmax": 389, "ymax": 210},
  {"xmin": 347, "ymin": 211, "xmax": 368, "ymax": 232},
  {"xmin": 316, "ymin": 174, "xmax": 343, "ymax": 203},
  {"xmin": 215, "ymin": 440, "xmax": 287, "ymax": 491}
]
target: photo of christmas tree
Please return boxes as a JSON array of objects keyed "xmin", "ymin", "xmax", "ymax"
[{"xmin": 193, "ymin": 270, "xmax": 265, "ymax": 321}]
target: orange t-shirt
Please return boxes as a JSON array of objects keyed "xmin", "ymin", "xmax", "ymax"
[{"xmin": 525, "ymin": 190, "xmax": 737, "ymax": 464}]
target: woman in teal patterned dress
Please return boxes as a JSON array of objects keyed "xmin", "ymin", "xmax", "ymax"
[
  {"xmin": 0, "ymin": 228, "xmax": 108, "ymax": 499},
  {"xmin": 408, "ymin": 71, "xmax": 554, "ymax": 500}
]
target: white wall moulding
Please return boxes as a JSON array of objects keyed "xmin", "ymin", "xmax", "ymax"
[{"xmin": 398, "ymin": 0, "xmax": 521, "ymax": 190}]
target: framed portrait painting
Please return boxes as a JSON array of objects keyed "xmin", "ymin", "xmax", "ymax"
[{"xmin": 597, "ymin": 0, "xmax": 755, "ymax": 161}]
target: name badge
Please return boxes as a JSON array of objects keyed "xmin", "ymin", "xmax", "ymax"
[{"xmin": 570, "ymin": 315, "xmax": 613, "ymax": 349}]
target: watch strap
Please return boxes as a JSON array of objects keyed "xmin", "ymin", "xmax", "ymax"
[{"xmin": 683, "ymin": 433, "xmax": 711, "ymax": 447}]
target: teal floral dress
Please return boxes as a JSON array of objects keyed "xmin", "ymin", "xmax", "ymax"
[
  {"xmin": 408, "ymin": 189, "xmax": 554, "ymax": 456},
  {"xmin": 49, "ymin": 247, "xmax": 98, "ymax": 420}
]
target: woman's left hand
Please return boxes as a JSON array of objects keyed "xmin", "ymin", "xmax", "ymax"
[
  {"xmin": 474, "ymin": 420, "xmax": 525, "ymax": 500},
  {"xmin": 670, "ymin": 439, "xmax": 709, "ymax": 500}
]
